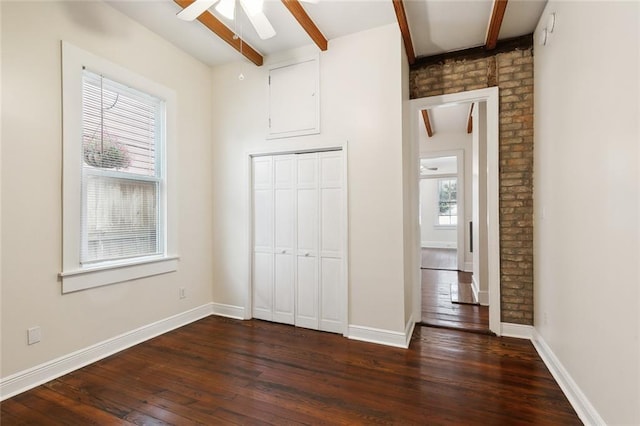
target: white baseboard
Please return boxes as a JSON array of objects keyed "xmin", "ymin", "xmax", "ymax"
[
  {"xmin": 471, "ymin": 276, "xmax": 480, "ymax": 303},
  {"xmin": 211, "ymin": 302, "xmax": 245, "ymax": 320},
  {"xmin": 0, "ymin": 303, "xmax": 214, "ymax": 401},
  {"xmin": 348, "ymin": 319, "xmax": 414, "ymax": 349},
  {"xmin": 531, "ymin": 329, "xmax": 605, "ymax": 426},
  {"xmin": 421, "ymin": 241, "xmax": 457, "ymax": 249},
  {"xmin": 500, "ymin": 324, "xmax": 604, "ymax": 424},
  {"xmin": 404, "ymin": 315, "xmax": 416, "ymax": 348},
  {"xmin": 471, "ymin": 276, "xmax": 489, "ymax": 306},
  {"xmin": 500, "ymin": 322, "xmax": 533, "ymax": 339}
]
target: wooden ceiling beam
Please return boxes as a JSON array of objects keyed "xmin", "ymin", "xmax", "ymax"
[
  {"xmin": 392, "ymin": 0, "xmax": 416, "ymax": 65},
  {"xmin": 467, "ymin": 103, "xmax": 474, "ymax": 134},
  {"xmin": 422, "ymin": 109, "xmax": 433, "ymax": 137},
  {"xmin": 174, "ymin": 0, "xmax": 264, "ymax": 66},
  {"xmin": 281, "ymin": 0, "xmax": 328, "ymax": 51},
  {"xmin": 485, "ymin": 0, "xmax": 508, "ymax": 50}
]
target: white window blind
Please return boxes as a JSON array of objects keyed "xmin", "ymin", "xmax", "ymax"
[{"xmin": 81, "ymin": 70, "xmax": 164, "ymax": 264}]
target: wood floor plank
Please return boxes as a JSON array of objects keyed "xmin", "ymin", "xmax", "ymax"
[
  {"xmin": 422, "ymin": 268, "xmax": 490, "ymax": 331},
  {"xmin": 1, "ymin": 316, "xmax": 580, "ymax": 425}
]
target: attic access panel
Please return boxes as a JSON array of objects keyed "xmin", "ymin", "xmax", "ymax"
[{"xmin": 268, "ymin": 56, "xmax": 319, "ymax": 139}]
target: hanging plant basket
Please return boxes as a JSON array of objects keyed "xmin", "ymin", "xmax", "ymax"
[{"xmin": 83, "ymin": 132, "xmax": 131, "ymax": 170}]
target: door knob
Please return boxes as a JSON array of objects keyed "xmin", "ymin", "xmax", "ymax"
[
  {"xmin": 281, "ymin": 249, "xmax": 286, "ymax": 254},
  {"xmin": 304, "ymin": 252, "xmax": 310, "ymax": 257}
]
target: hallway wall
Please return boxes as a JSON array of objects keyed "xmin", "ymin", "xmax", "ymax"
[{"xmin": 533, "ymin": 2, "xmax": 639, "ymax": 424}]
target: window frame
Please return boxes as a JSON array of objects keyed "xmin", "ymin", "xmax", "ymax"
[
  {"xmin": 60, "ymin": 42, "xmax": 178, "ymax": 293},
  {"xmin": 435, "ymin": 177, "xmax": 458, "ymax": 228}
]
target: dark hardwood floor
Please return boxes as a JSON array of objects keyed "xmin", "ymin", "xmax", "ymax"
[
  {"xmin": 422, "ymin": 269, "xmax": 490, "ymax": 333},
  {"xmin": 1, "ymin": 316, "xmax": 580, "ymax": 425}
]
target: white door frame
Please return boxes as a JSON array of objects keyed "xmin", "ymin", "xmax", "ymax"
[
  {"xmin": 410, "ymin": 87, "xmax": 501, "ymax": 335},
  {"xmin": 419, "ymin": 150, "xmax": 466, "ymax": 271},
  {"xmin": 246, "ymin": 144, "xmax": 349, "ymax": 336}
]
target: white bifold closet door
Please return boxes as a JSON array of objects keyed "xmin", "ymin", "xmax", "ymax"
[{"xmin": 252, "ymin": 150, "xmax": 344, "ymax": 334}]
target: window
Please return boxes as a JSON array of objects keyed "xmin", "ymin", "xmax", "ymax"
[
  {"xmin": 81, "ymin": 71, "xmax": 163, "ymax": 264},
  {"xmin": 437, "ymin": 178, "xmax": 457, "ymax": 226},
  {"xmin": 61, "ymin": 42, "xmax": 177, "ymax": 293}
]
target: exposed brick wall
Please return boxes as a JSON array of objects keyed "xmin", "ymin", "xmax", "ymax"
[{"xmin": 410, "ymin": 46, "xmax": 534, "ymax": 325}]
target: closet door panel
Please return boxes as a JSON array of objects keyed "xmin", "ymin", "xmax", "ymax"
[
  {"xmin": 252, "ymin": 157, "xmax": 274, "ymax": 320},
  {"xmin": 296, "ymin": 256, "xmax": 318, "ymax": 329},
  {"xmin": 253, "ymin": 188, "xmax": 273, "ymax": 250},
  {"xmin": 296, "ymin": 189, "xmax": 317, "ymax": 253},
  {"xmin": 296, "ymin": 154, "xmax": 317, "ymax": 186},
  {"xmin": 320, "ymin": 188, "xmax": 341, "ymax": 255},
  {"xmin": 253, "ymin": 252, "xmax": 273, "ymax": 320},
  {"xmin": 320, "ymin": 257, "xmax": 342, "ymax": 332},
  {"xmin": 274, "ymin": 253, "xmax": 294, "ymax": 324},
  {"xmin": 295, "ymin": 153, "xmax": 319, "ymax": 328},
  {"xmin": 319, "ymin": 152, "xmax": 342, "ymax": 187},
  {"xmin": 318, "ymin": 151, "xmax": 344, "ymax": 332},
  {"xmin": 273, "ymin": 155, "xmax": 295, "ymax": 324}
]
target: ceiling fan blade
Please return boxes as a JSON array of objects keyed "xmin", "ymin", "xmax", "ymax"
[
  {"xmin": 247, "ymin": 12, "xmax": 277, "ymax": 40},
  {"xmin": 239, "ymin": 0, "xmax": 276, "ymax": 40},
  {"xmin": 177, "ymin": 0, "xmax": 219, "ymax": 21},
  {"xmin": 216, "ymin": 0, "xmax": 236, "ymax": 20}
]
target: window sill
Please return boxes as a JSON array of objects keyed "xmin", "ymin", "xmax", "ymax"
[{"xmin": 60, "ymin": 256, "xmax": 179, "ymax": 293}]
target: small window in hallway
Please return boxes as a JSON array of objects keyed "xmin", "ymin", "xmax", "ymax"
[{"xmin": 437, "ymin": 178, "xmax": 457, "ymax": 226}]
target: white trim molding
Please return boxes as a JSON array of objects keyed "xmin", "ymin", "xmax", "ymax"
[
  {"xmin": 471, "ymin": 275, "xmax": 480, "ymax": 305},
  {"xmin": 500, "ymin": 322, "xmax": 533, "ymax": 339},
  {"xmin": 211, "ymin": 303, "xmax": 246, "ymax": 320},
  {"xmin": 348, "ymin": 317, "xmax": 415, "ymax": 349},
  {"xmin": 0, "ymin": 303, "xmax": 214, "ymax": 401},
  {"xmin": 531, "ymin": 329, "xmax": 605, "ymax": 426}
]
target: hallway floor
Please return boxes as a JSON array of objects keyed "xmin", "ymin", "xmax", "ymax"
[
  {"xmin": 421, "ymin": 247, "xmax": 457, "ymax": 270},
  {"xmin": 421, "ymin": 269, "xmax": 490, "ymax": 333}
]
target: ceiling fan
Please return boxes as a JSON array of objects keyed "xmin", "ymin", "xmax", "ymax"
[{"xmin": 177, "ymin": 0, "xmax": 318, "ymax": 41}]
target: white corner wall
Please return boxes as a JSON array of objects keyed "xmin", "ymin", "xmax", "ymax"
[
  {"xmin": 533, "ymin": 2, "xmax": 639, "ymax": 424},
  {"xmin": 1, "ymin": 1, "xmax": 214, "ymax": 379},
  {"xmin": 211, "ymin": 24, "xmax": 409, "ymax": 334}
]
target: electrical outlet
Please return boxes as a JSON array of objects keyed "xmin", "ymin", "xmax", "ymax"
[
  {"xmin": 27, "ymin": 326, "xmax": 41, "ymax": 345},
  {"xmin": 179, "ymin": 288, "xmax": 186, "ymax": 299}
]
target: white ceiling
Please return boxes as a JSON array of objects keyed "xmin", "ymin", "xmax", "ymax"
[
  {"xmin": 405, "ymin": 0, "xmax": 546, "ymax": 57},
  {"xmin": 106, "ymin": 0, "xmax": 547, "ymax": 67},
  {"xmin": 420, "ymin": 156, "xmax": 457, "ymax": 175},
  {"xmin": 421, "ymin": 103, "xmax": 471, "ymax": 136}
]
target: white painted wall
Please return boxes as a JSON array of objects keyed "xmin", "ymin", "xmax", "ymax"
[
  {"xmin": 211, "ymin": 25, "xmax": 408, "ymax": 333},
  {"xmin": 1, "ymin": 2, "xmax": 214, "ymax": 377},
  {"xmin": 419, "ymin": 126, "xmax": 473, "ymax": 266},
  {"xmin": 534, "ymin": 2, "xmax": 639, "ymax": 424}
]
